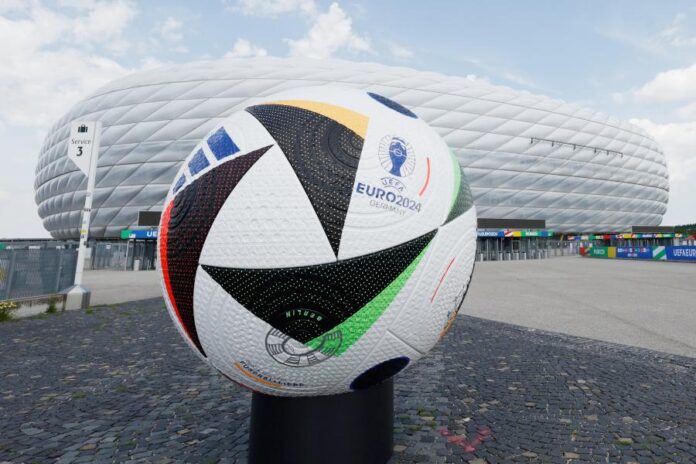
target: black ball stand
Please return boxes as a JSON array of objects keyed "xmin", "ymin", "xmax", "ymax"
[{"xmin": 249, "ymin": 379, "xmax": 394, "ymax": 464}]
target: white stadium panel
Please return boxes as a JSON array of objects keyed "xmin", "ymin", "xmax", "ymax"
[{"xmin": 34, "ymin": 57, "xmax": 669, "ymax": 238}]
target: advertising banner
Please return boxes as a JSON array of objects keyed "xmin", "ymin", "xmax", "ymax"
[
  {"xmin": 666, "ymin": 246, "xmax": 696, "ymax": 261},
  {"xmin": 615, "ymin": 247, "xmax": 652, "ymax": 259},
  {"xmin": 477, "ymin": 231, "xmax": 503, "ymax": 237},
  {"xmin": 120, "ymin": 229, "xmax": 158, "ymax": 240},
  {"xmin": 586, "ymin": 246, "xmax": 609, "ymax": 258},
  {"xmin": 477, "ymin": 230, "xmax": 555, "ymax": 238},
  {"xmin": 652, "ymin": 246, "xmax": 666, "ymax": 260},
  {"xmin": 583, "ymin": 245, "xmax": 696, "ymax": 262}
]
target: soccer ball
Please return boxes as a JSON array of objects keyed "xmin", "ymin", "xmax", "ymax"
[{"xmin": 158, "ymin": 86, "xmax": 476, "ymax": 396}]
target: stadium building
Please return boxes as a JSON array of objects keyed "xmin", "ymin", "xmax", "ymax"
[{"xmin": 35, "ymin": 58, "xmax": 669, "ymax": 246}]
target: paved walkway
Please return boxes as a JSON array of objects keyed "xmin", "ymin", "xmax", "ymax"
[
  {"xmin": 83, "ymin": 270, "xmax": 161, "ymax": 306},
  {"xmin": 462, "ymin": 257, "xmax": 696, "ymax": 358},
  {"xmin": 1, "ymin": 298, "xmax": 694, "ymax": 463},
  {"xmin": 83, "ymin": 257, "xmax": 696, "ymax": 357}
]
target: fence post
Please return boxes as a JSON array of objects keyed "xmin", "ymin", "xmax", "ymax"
[
  {"xmin": 55, "ymin": 249, "xmax": 65, "ymax": 294},
  {"xmin": 5, "ymin": 250, "xmax": 17, "ymax": 300}
]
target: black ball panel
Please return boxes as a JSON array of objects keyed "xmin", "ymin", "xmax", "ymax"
[{"xmin": 350, "ymin": 356, "xmax": 410, "ymax": 390}]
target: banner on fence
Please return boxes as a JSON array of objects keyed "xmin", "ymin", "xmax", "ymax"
[
  {"xmin": 580, "ymin": 246, "xmax": 614, "ymax": 258},
  {"xmin": 477, "ymin": 230, "xmax": 555, "ymax": 238},
  {"xmin": 581, "ymin": 245, "xmax": 696, "ymax": 262},
  {"xmin": 120, "ymin": 229, "xmax": 158, "ymax": 240},
  {"xmin": 616, "ymin": 247, "xmax": 652, "ymax": 259},
  {"xmin": 666, "ymin": 246, "xmax": 696, "ymax": 261}
]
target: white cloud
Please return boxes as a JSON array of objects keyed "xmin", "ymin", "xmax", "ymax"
[
  {"xmin": 616, "ymin": 60, "xmax": 696, "ymax": 225},
  {"xmin": 633, "ymin": 62, "xmax": 696, "ymax": 102},
  {"xmin": 501, "ymin": 72, "xmax": 537, "ymax": 89},
  {"xmin": 631, "ymin": 118, "xmax": 696, "ymax": 225},
  {"xmin": 389, "ymin": 43, "xmax": 413, "ymax": 60},
  {"xmin": 0, "ymin": 0, "xmax": 31, "ymax": 14},
  {"xmin": 286, "ymin": 2, "xmax": 371, "ymax": 59},
  {"xmin": 229, "ymin": 0, "xmax": 371, "ymax": 60},
  {"xmin": 600, "ymin": 12, "xmax": 696, "ymax": 58},
  {"xmin": 159, "ymin": 16, "xmax": 183, "ymax": 42},
  {"xmin": 232, "ymin": 0, "xmax": 317, "ymax": 17},
  {"xmin": 0, "ymin": 3, "xmax": 141, "ymax": 128},
  {"xmin": 170, "ymin": 45, "xmax": 189, "ymax": 54},
  {"xmin": 631, "ymin": 118, "xmax": 696, "ymax": 184},
  {"xmin": 675, "ymin": 101, "xmax": 696, "ymax": 119},
  {"xmin": 224, "ymin": 38, "xmax": 268, "ymax": 58},
  {"xmin": 139, "ymin": 57, "xmax": 167, "ymax": 70},
  {"xmin": 0, "ymin": 1, "xmax": 153, "ymax": 237},
  {"xmin": 72, "ymin": 0, "xmax": 136, "ymax": 54},
  {"xmin": 653, "ymin": 13, "xmax": 696, "ymax": 48}
]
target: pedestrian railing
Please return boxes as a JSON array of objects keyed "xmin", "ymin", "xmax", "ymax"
[{"xmin": 0, "ymin": 248, "xmax": 77, "ymax": 301}]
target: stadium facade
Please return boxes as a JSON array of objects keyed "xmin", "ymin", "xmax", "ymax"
[{"xmin": 35, "ymin": 58, "xmax": 669, "ymax": 239}]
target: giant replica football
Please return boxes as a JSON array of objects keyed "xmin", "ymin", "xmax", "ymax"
[{"xmin": 158, "ymin": 86, "xmax": 476, "ymax": 396}]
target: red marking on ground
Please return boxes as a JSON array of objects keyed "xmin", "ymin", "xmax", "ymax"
[
  {"xmin": 430, "ymin": 257, "xmax": 456, "ymax": 303},
  {"xmin": 418, "ymin": 157, "xmax": 431, "ymax": 196},
  {"xmin": 440, "ymin": 426, "xmax": 492, "ymax": 453},
  {"xmin": 159, "ymin": 200, "xmax": 195, "ymax": 346}
]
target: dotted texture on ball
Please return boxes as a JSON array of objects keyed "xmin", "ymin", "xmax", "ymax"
[
  {"xmin": 201, "ymin": 230, "xmax": 436, "ymax": 344},
  {"xmin": 160, "ymin": 146, "xmax": 270, "ymax": 356},
  {"xmin": 245, "ymin": 104, "xmax": 364, "ymax": 256},
  {"xmin": 444, "ymin": 160, "xmax": 474, "ymax": 225}
]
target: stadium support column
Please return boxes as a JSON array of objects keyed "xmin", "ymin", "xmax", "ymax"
[{"xmin": 249, "ymin": 379, "xmax": 393, "ymax": 464}]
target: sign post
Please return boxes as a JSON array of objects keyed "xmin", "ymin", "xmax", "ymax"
[{"xmin": 65, "ymin": 121, "xmax": 101, "ymax": 310}]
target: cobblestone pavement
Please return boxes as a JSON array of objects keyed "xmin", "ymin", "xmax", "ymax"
[{"xmin": 1, "ymin": 299, "xmax": 694, "ymax": 464}]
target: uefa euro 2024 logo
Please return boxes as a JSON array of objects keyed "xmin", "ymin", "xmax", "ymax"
[{"xmin": 379, "ymin": 135, "xmax": 415, "ymax": 177}]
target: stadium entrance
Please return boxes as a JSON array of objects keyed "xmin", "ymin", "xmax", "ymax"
[{"xmin": 475, "ymin": 218, "xmax": 578, "ymax": 262}]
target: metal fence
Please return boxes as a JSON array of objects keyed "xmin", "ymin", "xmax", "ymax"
[
  {"xmin": 475, "ymin": 238, "xmax": 579, "ymax": 262},
  {"xmin": 90, "ymin": 242, "xmax": 129, "ymax": 270},
  {"xmin": 0, "ymin": 248, "xmax": 77, "ymax": 300},
  {"xmin": 89, "ymin": 241, "xmax": 157, "ymax": 271}
]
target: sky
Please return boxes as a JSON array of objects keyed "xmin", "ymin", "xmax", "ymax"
[{"xmin": 0, "ymin": 0, "xmax": 695, "ymax": 238}]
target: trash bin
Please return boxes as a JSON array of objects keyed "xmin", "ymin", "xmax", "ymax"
[{"xmin": 134, "ymin": 259, "xmax": 141, "ymax": 271}]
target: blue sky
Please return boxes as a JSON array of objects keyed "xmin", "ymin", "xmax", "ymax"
[{"xmin": 1, "ymin": 0, "xmax": 695, "ymax": 237}]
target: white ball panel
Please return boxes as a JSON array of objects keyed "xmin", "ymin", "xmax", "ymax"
[
  {"xmin": 200, "ymin": 144, "xmax": 335, "ymax": 269},
  {"xmin": 336, "ymin": 330, "xmax": 423, "ymax": 392},
  {"xmin": 339, "ymin": 113, "xmax": 455, "ymax": 259},
  {"xmin": 388, "ymin": 207, "xmax": 477, "ymax": 353}
]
